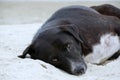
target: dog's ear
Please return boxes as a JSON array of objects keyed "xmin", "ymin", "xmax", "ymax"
[{"xmin": 59, "ymin": 24, "xmax": 83, "ymax": 43}]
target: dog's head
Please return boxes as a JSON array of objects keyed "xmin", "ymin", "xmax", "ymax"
[{"xmin": 32, "ymin": 24, "xmax": 87, "ymax": 75}]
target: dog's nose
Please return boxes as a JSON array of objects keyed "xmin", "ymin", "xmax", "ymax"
[
  {"xmin": 72, "ymin": 66, "xmax": 86, "ymax": 75},
  {"xmin": 70, "ymin": 61, "xmax": 87, "ymax": 75}
]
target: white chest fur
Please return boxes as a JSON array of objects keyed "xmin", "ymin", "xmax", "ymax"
[{"xmin": 85, "ymin": 33, "xmax": 120, "ymax": 64}]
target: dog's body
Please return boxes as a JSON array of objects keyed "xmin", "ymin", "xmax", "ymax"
[{"xmin": 19, "ymin": 4, "xmax": 120, "ymax": 75}]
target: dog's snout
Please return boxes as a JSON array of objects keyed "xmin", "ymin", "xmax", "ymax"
[
  {"xmin": 73, "ymin": 66, "xmax": 86, "ymax": 75},
  {"xmin": 69, "ymin": 59, "xmax": 87, "ymax": 75}
]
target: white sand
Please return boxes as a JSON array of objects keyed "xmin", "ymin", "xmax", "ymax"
[
  {"xmin": 0, "ymin": 23, "xmax": 120, "ymax": 80},
  {"xmin": 0, "ymin": 1, "xmax": 120, "ymax": 25}
]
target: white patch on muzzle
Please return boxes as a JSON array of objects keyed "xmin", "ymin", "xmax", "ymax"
[{"xmin": 85, "ymin": 33, "xmax": 120, "ymax": 64}]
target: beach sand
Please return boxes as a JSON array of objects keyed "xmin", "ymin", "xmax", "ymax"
[
  {"xmin": 0, "ymin": 23, "xmax": 120, "ymax": 80},
  {"xmin": 0, "ymin": 1, "xmax": 120, "ymax": 24},
  {"xmin": 0, "ymin": 1, "xmax": 120, "ymax": 80}
]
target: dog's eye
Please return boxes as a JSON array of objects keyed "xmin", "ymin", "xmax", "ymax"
[
  {"xmin": 67, "ymin": 44, "xmax": 71, "ymax": 49},
  {"xmin": 52, "ymin": 58, "xmax": 58, "ymax": 62},
  {"xmin": 65, "ymin": 43, "xmax": 72, "ymax": 52},
  {"xmin": 51, "ymin": 57, "xmax": 59, "ymax": 63}
]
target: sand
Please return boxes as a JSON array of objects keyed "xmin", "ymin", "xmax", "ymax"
[
  {"xmin": 0, "ymin": 23, "xmax": 120, "ymax": 80},
  {"xmin": 0, "ymin": 1, "xmax": 120, "ymax": 24},
  {"xmin": 0, "ymin": 1, "xmax": 120, "ymax": 80}
]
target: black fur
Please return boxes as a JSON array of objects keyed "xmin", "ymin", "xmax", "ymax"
[{"xmin": 18, "ymin": 4, "xmax": 120, "ymax": 75}]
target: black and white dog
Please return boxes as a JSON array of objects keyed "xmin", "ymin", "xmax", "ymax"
[{"xmin": 18, "ymin": 4, "xmax": 120, "ymax": 75}]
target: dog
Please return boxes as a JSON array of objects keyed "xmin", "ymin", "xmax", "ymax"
[{"xmin": 18, "ymin": 4, "xmax": 120, "ymax": 75}]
